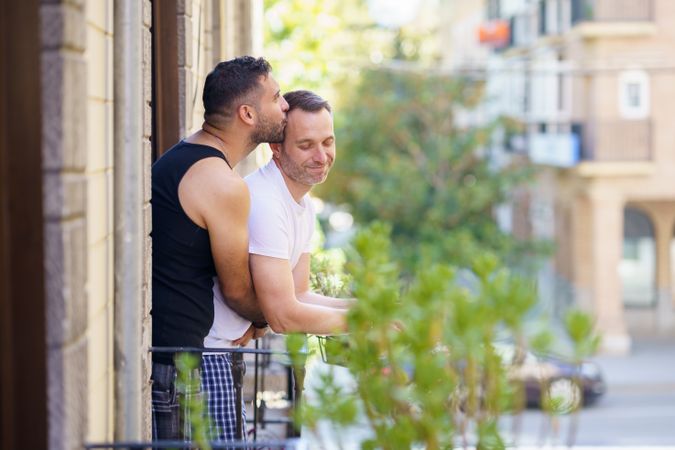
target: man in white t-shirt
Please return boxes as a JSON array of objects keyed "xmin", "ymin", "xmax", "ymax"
[{"xmin": 202, "ymin": 90, "xmax": 352, "ymax": 442}]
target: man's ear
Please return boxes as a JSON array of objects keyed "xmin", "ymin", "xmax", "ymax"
[
  {"xmin": 269, "ymin": 143, "xmax": 282, "ymax": 158},
  {"xmin": 238, "ymin": 104, "xmax": 256, "ymax": 125}
]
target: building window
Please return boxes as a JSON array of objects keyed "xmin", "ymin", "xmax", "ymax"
[
  {"xmin": 618, "ymin": 70, "xmax": 650, "ymax": 120},
  {"xmin": 620, "ymin": 207, "xmax": 656, "ymax": 307},
  {"xmin": 487, "ymin": 0, "xmax": 501, "ymax": 20}
]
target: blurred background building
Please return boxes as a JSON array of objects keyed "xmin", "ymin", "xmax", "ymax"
[
  {"xmin": 3, "ymin": 0, "xmax": 675, "ymax": 448},
  {"xmin": 454, "ymin": 0, "xmax": 675, "ymax": 353},
  {"xmin": 1, "ymin": 1, "xmax": 263, "ymax": 448}
]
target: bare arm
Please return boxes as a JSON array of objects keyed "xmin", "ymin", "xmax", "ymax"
[
  {"xmin": 180, "ymin": 158, "xmax": 265, "ymax": 322},
  {"xmin": 250, "ymin": 254, "xmax": 347, "ymax": 335},
  {"xmin": 292, "ymin": 253, "xmax": 355, "ymax": 309}
]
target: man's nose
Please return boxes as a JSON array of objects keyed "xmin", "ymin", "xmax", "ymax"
[
  {"xmin": 313, "ymin": 148, "xmax": 328, "ymax": 164},
  {"xmin": 280, "ymin": 96, "xmax": 289, "ymax": 112}
]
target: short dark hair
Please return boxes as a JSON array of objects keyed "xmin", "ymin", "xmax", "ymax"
[
  {"xmin": 283, "ymin": 90, "xmax": 332, "ymax": 114},
  {"xmin": 203, "ymin": 56, "xmax": 272, "ymax": 122}
]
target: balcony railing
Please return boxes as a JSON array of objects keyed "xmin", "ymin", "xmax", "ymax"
[
  {"xmin": 572, "ymin": 0, "xmax": 653, "ymax": 24},
  {"xmin": 578, "ymin": 120, "xmax": 652, "ymax": 162},
  {"xmin": 86, "ymin": 338, "xmax": 303, "ymax": 449}
]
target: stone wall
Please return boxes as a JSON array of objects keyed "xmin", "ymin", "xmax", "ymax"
[
  {"xmin": 141, "ymin": 0, "xmax": 154, "ymax": 439},
  {"xmin": 84, "ymin": 0, "xmax": 115, "ymax": 442},
  {"xmin": 39, "ymin": 0, "xmax": 258, "ymax": 446},
  {"xmin": 41, "ymin": 0, "xmax": 90, "ymax": 447}
]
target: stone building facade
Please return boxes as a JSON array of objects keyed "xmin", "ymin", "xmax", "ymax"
[
  {"xmin": 0, "ymin": 1, "xmax": 262, "ymax": 448},
  {"xmin": 472, "ymin": 0, "xmax": 675, "ymax": 353}
]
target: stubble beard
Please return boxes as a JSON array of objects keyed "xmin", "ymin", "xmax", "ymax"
[
  {"xmin": 251, "ymin": 114, "xmax": 286, "ymax": 145},
  {"xmin": 277, "ymin": 150, "xmax": 330, "ymax": 187}
]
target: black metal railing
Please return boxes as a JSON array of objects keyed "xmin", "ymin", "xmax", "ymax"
[
  {"xmin": 572, "ymin": 0, "xmax": 653, "ymax": 24},
  {"xmin": 86, "ymin": 339, "xmax": 304, "ymax": 450}
]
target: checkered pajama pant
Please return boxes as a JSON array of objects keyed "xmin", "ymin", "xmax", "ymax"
[{"xmin": 201, "ymin": 353, "xmax": 248, "ymax": 442}]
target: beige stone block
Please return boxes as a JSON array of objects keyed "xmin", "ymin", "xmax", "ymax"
[
  {"xmin": 143, "ymin": 101, "xmax": 151, "ymax": 141},
  {"xmin": 88, "ymin": 239, "xmax": 110, "ymax": 318},
  {"xmin": 45, "ymin": 218, "xmax": 88, "ymax": 347},
  {"xmin": 86, "ymin": 99, "xmax": 109, "ymax": 171},
  {"xmin": 87, "ymin": 306, "xmax": 113, "ymax": 389},
  {"xmin": 178, "ymin": 17, "xmax": 192, "ymax": 68},
  {"xmin": 106, "ymin": 35, "xmax": 114, "ymax": 100},
  {"xmin": 41, "ymin": 3, "xmax": 86, "ymax": 51},
  {"xmin": 105, "ymin": 102, "xmax": 114, "ymax": 168},
  {"xmin": 142, "ymin": 62, "xmax": 152, "ymax": 110},
  {"xmin": 41, "ymin": 51, "xmax": 65, "ymax": 171},
  {"xmin": 185, "ymin": 17, "xmax": 194, "ymax": 67},
  {"xmin": 43, "ymin": 171, "xmax": 87, "ymax": 220},
  {"xmin": 143, "ymin": 26, "xmax": 152, "ymax": 71},
  {"xmin": 178, "ymin": 67, "xmax": 188, "ymax": 136},
  {"xmin": 85, "ymin": 0, "xmax": 106, "ymax": 32},
  {"xmin": 62, "ymin": 52, "xmax": 88, "ymax": 170},
  {"xmin": 86, "ymin": 23, "xmax": 108, "ymax": 100},
  {"xmin": 43, "ymin": 170, "xmax": 63, "ymax": 220},
  {"xmin": 87, "ymin": 374, "xmax": 109, "ymax": 442},
  {"xmin": 87, "ymin": 170, "xmax": 112, "ymax": 245},
  {"xmin": 64, "ymin": 172, "xmax": 87, "ymax": 217},
  {"xmin": 143, "ymin": 140, "xmax": 152, "ymax": 203},
  {"xmin": 47, "ymin": 336, "xmax": 88, "ymax": 450},
  {"xmin": 143, "ymin": 0, "xmax": 152, "ymax": 28}
]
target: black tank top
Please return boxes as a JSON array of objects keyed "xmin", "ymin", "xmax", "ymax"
[{"xmin": 151, "ymin": 141, "xmax": 230, "ymax": 364}]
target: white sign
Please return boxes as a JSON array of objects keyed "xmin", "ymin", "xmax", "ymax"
[{"xmin": 529, "ymin": 132, "xmax": 580, "ymax": 167}]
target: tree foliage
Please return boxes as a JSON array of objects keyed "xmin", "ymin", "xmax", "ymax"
[
  {"xmin": 316, "ymin": 67, "xmax": 543, "ymax": 271},
  {"xmin": 263, "ymin": 0, "xmax": 392, "ymax": 93},
  {"xmin": 288, "ymin": 224, "xmax": 599, "ymax": 449}
]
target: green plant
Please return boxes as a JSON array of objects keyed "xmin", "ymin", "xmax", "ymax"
[
  {"xmin": 175, "ymin": 352, "xmax": 212, "ymax": 450},
  {"xmin": 288, "ymin": 223, "xmax": 599, "ymax": 449},
  {"xmin": 317, "ymin": 67, "xmax": 549, "ymax": 275}
]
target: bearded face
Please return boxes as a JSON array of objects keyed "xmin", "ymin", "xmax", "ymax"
[
  {"xmin": 251, "ymin": 111, "xmax": 287, "ymax": 144},
  {"xmin": 273, "ymin": 108, "xmax": 335, "ymax": 187}
]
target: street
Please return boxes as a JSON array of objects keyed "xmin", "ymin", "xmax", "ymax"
[
  {"xmin": 513, "ymin": 339, "xmax": 675, "ymax": 447},
  {"xmin": 301, "ymin": 339, "xmax": 675, "ymax": 449}
]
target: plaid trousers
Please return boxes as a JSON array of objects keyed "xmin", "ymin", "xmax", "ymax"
[
  {"xmin": 201, "ymin": 353, "xmax": 247, "ymax": 442},
  {"xmin": 151, "ymin": 361, "xmax": 201, "ymax": 444}
]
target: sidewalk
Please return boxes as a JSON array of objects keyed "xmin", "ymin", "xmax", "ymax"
[{"xmin": 593, "ymin": 338, "xmax": 675, "ymax": 389}]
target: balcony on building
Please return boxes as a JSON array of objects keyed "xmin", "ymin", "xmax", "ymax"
[
  {"xmin": 571, "ymin": 0, "xmax": 655, "ymax": 38},
  {"xmin": 577, "ymin": 119, "xmax": 652, "ymax": 162},
  {"xmin": 526, "ymin": 119, "xmax": 652, "ymax": 169}
]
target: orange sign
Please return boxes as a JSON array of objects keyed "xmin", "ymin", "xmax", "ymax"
[{"xmin": 478, "ymin": 20, "xmax": 510, "ymax": 47}]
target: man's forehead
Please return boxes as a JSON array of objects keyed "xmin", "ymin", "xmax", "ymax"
[
  {"xmin": 286, "ymin": 109, "xmax": 334, "ymax": 139},
  {"xmin": 260, "ymin": 74, "xmax": 279, "ymax": 92}
]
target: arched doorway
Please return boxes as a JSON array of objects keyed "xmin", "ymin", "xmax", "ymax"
[{"xmin": 620, "ymin": 207, "xmax": 656, "ymax": 307}]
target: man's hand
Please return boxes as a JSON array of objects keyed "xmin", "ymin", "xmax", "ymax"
[
  {"xmin": 231, "ymin": 324, "xmax": 269, "ymax": 347},
  {"xmin": 231, "ymin": 325, "xmax": 254, "ymax": 347},
  {"xmin": 253, "ymin": 326, "xmax": 269, "ymax": 340}
]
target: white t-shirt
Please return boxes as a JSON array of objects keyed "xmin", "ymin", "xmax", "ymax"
[{"xmin": 204, "ymin": 160, "xmax": 315, "ymax": 347}]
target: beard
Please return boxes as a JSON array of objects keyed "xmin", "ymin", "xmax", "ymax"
[
  {"xmin": 277, "ymin": 150, "xmax": 332, "ymax": 186},
  {"xmin": 251, "ymin": 113, "xmax": 286, "ymax": 144}
]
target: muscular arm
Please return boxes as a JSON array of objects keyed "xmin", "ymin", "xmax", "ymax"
[
  {"xmin": 179, "ymin": 158, "xmax": 265, "ymax": 322},
  {"xmin": 250, "ymin": 254, "xmax": 347, "ymax": 335},
  {"xmin": 292, "ymin": 253, "xmax": 355, "ymax": 309}
]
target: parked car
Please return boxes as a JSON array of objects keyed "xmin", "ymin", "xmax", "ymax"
[{"xmin": 493, "ymin": 343, "xmax": 606, "ymax": 409}]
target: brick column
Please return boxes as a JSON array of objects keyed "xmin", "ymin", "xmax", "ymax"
[
  {"xmin": 141, "ymin": 0, "xmax": 154, "ymax": 438},
  {"xmin": 41, "ymin": 0, "xmax": 90, "ymax": 448}
]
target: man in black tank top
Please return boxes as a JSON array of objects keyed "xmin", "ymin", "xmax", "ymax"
[{"xmin": 151, "ymin": 56, "xmax": 288, "ymax": 443}]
